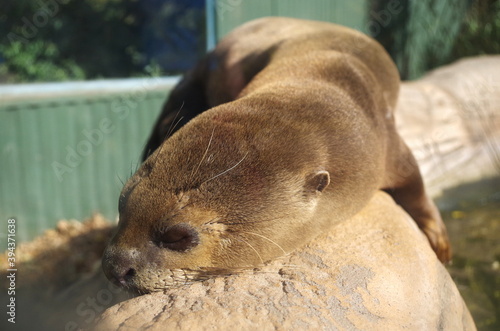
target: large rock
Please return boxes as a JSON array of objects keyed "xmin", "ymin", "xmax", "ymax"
[
  {"xmin": 93, "ymin": 192, "xmax": 475, "ymax": 330},
  {"xmin": 395, "ymin": 56, "xmax": 500, "ymax": 197}
]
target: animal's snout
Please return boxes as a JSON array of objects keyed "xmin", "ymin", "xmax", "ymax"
[{"xmin": 102, "ymin": 247, "xmax": 139, "ymax": 287}]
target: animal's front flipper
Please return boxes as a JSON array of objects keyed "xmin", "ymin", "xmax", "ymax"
[{"xmin": 383, "ymin": 137, "xmax": 452, "ymax": 263}]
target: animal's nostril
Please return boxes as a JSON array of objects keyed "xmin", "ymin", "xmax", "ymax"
[
  {"xmin": 102, "ymin": 248, "xmax": 139, "ymax": 288},
  {"xmin": 114, "ymin": 267, "xmax": 136, "ymax": 286},
  {"xmin": 124, "ymin": 268, "xmax": 136, "ymax": 281},
  {"xmin": 156, "ymin": 223, "xmax": 199, "ymax": 251},
  {"xmin": 109, "ymin": 266, "xmax": 136, "ymax": 287}
]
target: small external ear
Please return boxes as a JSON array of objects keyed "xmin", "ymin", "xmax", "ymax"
[{"xmin": 306, "ymin": 170, "xmax": 330, "ymax": 193}]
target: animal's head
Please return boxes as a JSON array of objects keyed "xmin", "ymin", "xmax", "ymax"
[{"xmin": 102, "ymin": 103, "xmax": 331, "ymax": 293}]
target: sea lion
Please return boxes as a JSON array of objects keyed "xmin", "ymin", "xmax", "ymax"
[{"xmin": 102, "ymin": 17, "xmax": 451, "ymax": 293}]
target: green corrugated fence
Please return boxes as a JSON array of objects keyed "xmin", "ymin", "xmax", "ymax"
[
  {"xmin": 209, "ymin": 0, "xmax": 474, "ymax": 80},
  {"xmin": 211, "ymin": 0, "xmax": 369, "ymax": 40}
]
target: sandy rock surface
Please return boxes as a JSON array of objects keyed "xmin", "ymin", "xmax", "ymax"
[
  {"xmin": 0, "ymin": 215, "xmax": 131, "ymax": 331},
  {"xmin": 93, "ymin": 192, "xmax": 475, "ymax": 331}
]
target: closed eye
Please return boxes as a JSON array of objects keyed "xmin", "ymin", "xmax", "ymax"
[{"xmin": 155, "ymin": 223, "xmax": 200, "ymax": 252}]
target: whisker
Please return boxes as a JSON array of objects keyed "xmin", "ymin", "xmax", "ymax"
[
  {"xmin": 222, "ymin": 220, "xmax": 273, "ymax": 226},
  {"xmin": 236, "ymin": 236, "xmax": 264, "ymax": 264},
  {"xmin": 178, "ymin": 199, "xmax": 197, "ymax": 210},
  {"xmin": 129, "ymin": 161, "xmax": 136, "ymax": 178},
  {"xmin": 189, "ymin": 126, "xmax": 216, "ymax": 186},
  {"xmin": 203, "ymin": 216, "xmax": 221, "ymax": 225},
  {"xmin": 117, "ymin": 175, "xmax": 125, "ymax": 186},
  {"xmin": 201, "ymin": 152, "xmax": 249, "ymax": 186},
  {"xmin": 217, "ymin": 214, "xmax": 291, "ymax": 226},
  {"xmin": 150, "ymin": 102, "xmax": 185, "ymax": 169},
  {"xmin": 151, "ymin": 133, "xmax": 167, "ymax": 169},
  {"xmin": 241, "ymin": 231, "xmax": 287, "ymax": 255},
  {"xmin": 169, "ymin": 116, "xmax": 184, "ymax": 137},
  {"xmin": 165, "ymin": 102, "xmax": 185, "ymax": 139}
]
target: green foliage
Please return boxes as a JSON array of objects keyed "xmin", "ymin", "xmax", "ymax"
[
  {"xmin": 452, "ymin": 0, "xmax": 500, "ymax": 58},
  {"xmin": 0, "ymin": 0, "xmax": 205, "ymax": 83},
  {"xmin": 370, "ymin": 0, "xmax": 499, "ymax": 79},
  {"xmin": 0, "ymin": 0, "xmax": 145, "ymax": 83},
  {"xmin": 0, "ymin": 40, "xmax": 85, "ymax": 82}
]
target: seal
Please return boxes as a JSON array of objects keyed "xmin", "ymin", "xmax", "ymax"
[{"xmin": 102, "ymin": 17, "xmax": 451, "ymax": 293}]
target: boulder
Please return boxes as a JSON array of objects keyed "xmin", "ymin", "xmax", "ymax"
[
  {"xmin": 395, "ymin": 56, "xmax": 500, "ymax": 197},
  {"xmin": 93, "ymin": 192, "xmax": 475, "ymax": 330}
]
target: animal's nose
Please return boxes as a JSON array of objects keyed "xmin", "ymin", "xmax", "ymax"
[
  {"xmin": 108, "ymin": 265, "xmax": 136, "ymax": 287},
  {"xmin": 102, "ymin": 248, "xmax": 138, "ymax": 287}
]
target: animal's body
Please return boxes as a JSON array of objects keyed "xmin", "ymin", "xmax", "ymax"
[{"xmin": 103, "ymin": 17, "xmax": 450, "ymax": 293}]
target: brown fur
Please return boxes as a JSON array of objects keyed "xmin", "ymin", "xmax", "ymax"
[{"xmin": 103, "ymin": 17, "xmax": 451, "ymax": 293}]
